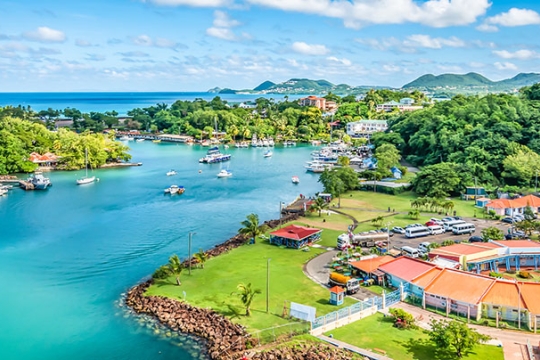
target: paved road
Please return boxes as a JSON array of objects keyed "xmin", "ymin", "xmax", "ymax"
[
  {"xmin": 389, "ymin": 303, "xmax": 540, "ymax": 360},
  {"xmin": 304, "ymin": 249, "xmax": 379, "ymax": 301}
]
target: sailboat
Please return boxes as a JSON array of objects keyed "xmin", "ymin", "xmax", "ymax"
[{"xmin": 76, "ymin": 148, "xmax": 98, "ymax": 185}]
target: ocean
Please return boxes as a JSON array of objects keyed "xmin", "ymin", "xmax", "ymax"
[
  {"xmin": 0, "ymin": 141, "xmax": 323, "ymax": 360},
  {"xmin": 0, "ymin": 92, "xmax": 305, "ymax": 115}
]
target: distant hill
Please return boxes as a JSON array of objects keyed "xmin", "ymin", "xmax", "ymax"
[
  {"xmin": 403, "ymin": 72, "xmax": 540, "ymax": 93},
  {"xmin": 253, "ymin": 80, "xmax": 275, "ymax": 91}
]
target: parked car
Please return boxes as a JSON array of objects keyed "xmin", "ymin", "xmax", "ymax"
[
  {"xmin": 442, "ymin": 217, "xmax": 454, "ymax": 222},
  {"xmin": 469, "ymin": 236, "xmax": 484, "ymax": 243},
  {"xmin": 418, "ymin": 242, "xmax": 431, "ymax": 254},
  {"xmin": 392, "ymin": 226, "xmax": 405, "ymax": 234},
  {"xmin": 501, "ymin": 217, "xmax": 514, "ymax": 224},
  {"xmin": 430, "ymin": 217, "xmax": 441, "ymax": 222}
]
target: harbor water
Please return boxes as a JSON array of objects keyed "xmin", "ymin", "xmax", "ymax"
[{"xmin": 0, "ymin": 142, "xmax": 322, "ymax": 360}]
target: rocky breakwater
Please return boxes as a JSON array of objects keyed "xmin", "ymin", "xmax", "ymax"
[{"xmin": 125, "ymin": 280, "xmax": 248, "ymax": 360}]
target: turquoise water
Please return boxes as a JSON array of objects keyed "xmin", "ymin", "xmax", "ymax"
[{"xmin": 0, "ymin": 143, "xmax": 322, "ymax": 360}]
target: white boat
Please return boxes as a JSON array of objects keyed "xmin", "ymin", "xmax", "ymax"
[
  {"xmin": 305, "ymin": 160, "xmax": 331, "ymax": 173},
  {"xmin": 136, "ymin": 138, "xmax": 145, "ymax": 142},
  {"xmin": 217, "ymin": 169, "xmax": 232, "ymax": 178},
  {"xmin": 0, "ymin": 188, "xmax": 7, "ymax": 196},
  {"xmin": 28, "ymin": 172, "xmax": 51, "ymax": 189},
  {"xmin": 119, "ymin": 135, "xmax": 130, "ymax": 141},
  {"xmin": 268, "ymin": 138, "xmax": 275, "ymax": 147},
  {"xmin": 164, "ymin": 185, "xmax": 185, "ymax": 195},
  {"xmin": 292, "ymin": 176, "xmax": 300, "ymax": 184},
  {"xmin": 77, "ymin": 148, "xmax": 98, "ymax": 185},
  {"xmin": 262, "ymin": 139, "xmax": 269, "ymax": 147},
  {"xmin": 264, "ymin": 150, "xmax": 273, "ymax": 158},
  {"xmin": 166, "ymin": 170, "xmax": 177, "ymax": 176},
  {"xmin": 224, "ymin": 145, "xmax": 229, "ymax": 149},
  {"xmin": 0, "ymin": 185, "xmax": 13, "ymax": 190}
]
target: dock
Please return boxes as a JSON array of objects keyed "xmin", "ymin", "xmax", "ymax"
[{"xmin": 283, "ymin": 196, "xmax": 312, "ymax": 214}]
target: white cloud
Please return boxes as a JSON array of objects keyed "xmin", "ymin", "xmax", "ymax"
[
  {"xmin": 494, "ymin": 62, "xmax": 517, "ymax": 71},
  {"xmin": 478, "ymin": 8, "xmax": 540, "ymax": 32},
  {"xmin": 403, "ymin": 34, "xmax": 465, "ymax": 49},
  {"xmin": 212, "ymin": 10, "xmax": 240, "ymax": 27},
  {"xmin": 291, "ymin": 42, "xmax": 329, "ymax": 55},
  {"xmin": 206, "ymin": 27, "xmax": 237, "ymax": 41},
  {"xmin": 327, "ymin": 56, "xmax": 351, "ymax": 66},
  {"xmin": 145, "ymin": 0, "xmax": 231, "ymax": 6},
  {"xmin": 132, "ymin": 35, "xmax": 186, "ymax": 49},
  {"xmin": 75, "ymin": 39, "xmax": 94, "ymax": 47},
  {"xmin": 246, "ymin": 0, "xmax": 490, "ymax": 28},
  {"xmin": 23, "ymin": 27, "xmax": 66, "ymax": 43},
  {"xmin": 493, "ymin": 49, "xmax": 540, "ymax": 60}
]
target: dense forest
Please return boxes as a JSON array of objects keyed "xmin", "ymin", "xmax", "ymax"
[{"xmin": 0, "ymin": 109, "xmax": 131, "ymax": 175}]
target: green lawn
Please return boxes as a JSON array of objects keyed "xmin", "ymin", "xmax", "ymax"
[
  {"xmin": 364, "ymin": 285, "xmax": 396, "ymax": 295},
  {"xmin": 326, "ymin": 313, "xmax": 504, "ymax": 360},
  {"xmin": 146, "ymin": 234, "xmax": 357, "ymax": 333}
]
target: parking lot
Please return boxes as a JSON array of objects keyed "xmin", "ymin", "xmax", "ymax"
[{"xmin": 384, "ymin": 217, "xmax": 513, "ymax": 251}]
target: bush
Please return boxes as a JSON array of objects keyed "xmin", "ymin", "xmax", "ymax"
[
  {"xmin": 507, "ymin": 270, "xmax": 516, "ymax": 274},
  {"xmin": 389, "ymin": 308, "xmax": 417, "ymax": 330},
  {"xmin": 489, "ymin": 272, "xmax": 504, "ymax": 279},
  {"xmin": 519, "ymin": 271, "xmax": 532, "ymax": 279}
]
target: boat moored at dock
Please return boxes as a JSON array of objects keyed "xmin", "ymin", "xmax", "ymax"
[{"xmin": 24, "ymin": 172, "xmax": 52, "ymax": 190}]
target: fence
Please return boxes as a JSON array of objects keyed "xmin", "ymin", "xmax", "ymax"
[
  {"xmin": 312, "ymin": 297, "xmax": 378, "ymax": 331},
  {"xmin": 250, "ymin": 322, "xmax": 311, "ymax": 345},
  {"xmin": 527, "ymin": 339, "xmax": 535, "ymax": 360}
]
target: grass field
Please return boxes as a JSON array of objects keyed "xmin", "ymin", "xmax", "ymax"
[
  {"xmin": 146, "ymin": 233, "xmax": 357, "ymax": 333},
  {"xmin": 326, "ymin": 313, "xmax": 504, "ymax": 360}
]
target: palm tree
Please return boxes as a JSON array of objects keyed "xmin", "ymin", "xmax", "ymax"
[
  {"xmin": 408, "ymin": 209, "xmax": 420, "ymax": 220},
  {"xmin": 309, "ymin": 197, "xmax": 328, "ymax": 217},
  {"xmin": 232, "ymin": 283, "xmax": 261, "ymax": 316},
  {"xmin": 193, "ymin": 249, "xmax": 208, "ymax": 269},
  {"xmin": 238, "ymin": 213, "xmax": 268, "ymax": 244},
  {"xmin": 153, "ymin": 254, "xmax": 184, "ymax": 286},
  {"xmin": 371, "ymin": 215, "xmax": 384, "ymax": 228}
]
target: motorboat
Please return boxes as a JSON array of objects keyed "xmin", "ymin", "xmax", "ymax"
[
  {"xmin": 262, "ymin": 139, "xmax": 269, "ymax": 147},
  {"xmin": 283, "ymin": 141, "xmax": 297, "ymax": 147},
  {"xmin": 251, "ymin": 135, "xmax": 258, "ymax": 147},
  {"xmin": 224, "ymin": 144, "xmax": 229, "ymax": 149},
  {"xmin": 268, "ymin": 138, "xmax": 275, "ymax": 147},
  {"xmin": 136, "ymin": 138, "xmax": 145, "ymax": 142},
  {"xmin": 305, "ymin": 160, "xmax": 331, "ymax": 173},
  {"xmin": 264, "ymin": 150, "xmax": 273, "ymax": 158},
  {"xmin": 152, "ymin": 139, "xmax": 162, "ymax": 143},
  {"xmin": 165, "ymin": 185, "xmax": 185, "ymax": 195},
  {"xmin": 201, "ymin": 140, "xmax": 211, "ymax": 147},
  {"xmin": 292, "ymin": 176, "xmax": 300, "ymax": 184},
  {"xmin": 119, "ymin": 135, "xmax": 131, "ymax": 141},
  {"xmin": 0, "ymin": 188, "xmax": 7, "ymax": 196},
  {"xmin": 166, "ymin": 170, "xmax": 177, "ymax": 176},
  {"xmin": 199, "ymin": 146, "xmax": 231, "ymax": 163},
  {"xmin": 27, "ymin": 172, "xmax": 51, "ymax": 189},
  {"xmin": 77, "ymin": 148, "xmax": 98, "ymax": 185},
  {"xmin": 217, "ymin": 169, "xmax": 232, "ymax": 178}
]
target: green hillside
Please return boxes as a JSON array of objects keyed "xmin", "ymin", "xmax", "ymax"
[{"xmin": 253, "ymin": 80, "xmax": 275, "ymax": 91}]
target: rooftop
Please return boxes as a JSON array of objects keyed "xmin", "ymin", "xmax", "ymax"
[
  {"xmin": 429, "ymin": 243, "xmax": 495, "ymax": 257},
  {"xmin": 329, "ymin": 286, "xmax": 345, "ymax": 294},
  {"xmin": 411, "ymin": 267, "xmax": 444, "ymax": 288},
  {"xmin": 491, "ymin": 240, "xmax": 540, "ymax": 249},
  {"xmin": 424, "ymin": 269, "xmax": 495, "ymax": 304},
  {"xmin": 482, "ymin": 281, "xmax": 525, "ymax": 309},
  {"xmin": 269, "ymin": 224, "xmax": 321, "ymax": 241},
  {"xmin": 378, "ymin": 257, "xmax": 436, "ymax": 282},
  {"xmin": 486, "ymin": 195, "xmax": 540, "ymax": 209},
  {"xmin": 349, "ymin": 256, "xmax": 394, "ymax": 273}
]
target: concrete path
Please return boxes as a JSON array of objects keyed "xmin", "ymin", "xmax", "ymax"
[
  {"xmin": 318, "ymin": 334, "xmax": 393, "ymax": 360},
  {"xmin": 388, "ymin": 303, "xmax": 540, "ymax": 360}
]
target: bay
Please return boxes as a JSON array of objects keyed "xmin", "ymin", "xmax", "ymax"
[
  {"xmin": 0, "ymin": 92, "xmax": 306, "ymax": 115},
  {"xmin": 0, "ymin": 142, "xmax": 322, "ymax": 360}
]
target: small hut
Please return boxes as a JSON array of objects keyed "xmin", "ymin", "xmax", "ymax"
[
  {"xmin": 329, "ymin": 286, "xmax": 345, "ymax": 305},
  {"xmin": 269, "ymin": 224, "xmax": 322, "ymax": 249}
]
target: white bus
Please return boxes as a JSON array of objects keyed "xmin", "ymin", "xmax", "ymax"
[
  {"xmin": 443, "ymin": 220, "xmax": 465, "ymax": 231},
  {"xmin": 452, "ymin": 223, "xmax": 476, "ymax": 235},
  {"xmin": 427, "ymin": 225, "xmax": 445, "ymax": 235},
  {"xmin": 401, "ymin": 246, "xmax": 420, "ymax": 258},
  {"xmin": 405, "ymin": 226, "xmax": 430, "ymax": 238}
]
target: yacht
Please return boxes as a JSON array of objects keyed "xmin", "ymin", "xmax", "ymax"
[
  {"xmin": 164, "ymin": 185, "xmax": 185, "ymax": 195},
  {"xmin": 305, "ymin": 160, "xmax": 331, "ymax": 173},
  {"xmin": 77, "ymin": 148, "xmax": 97, "ymax": 185},
  {"xmin": 292, "ymin": 176, "xmax": 300, "ymax": 184},
  {"xmin": 199, "ymin": 146, "xmax": 231, "ymax": 163},
  {"xmin": 262, "ymin": 139, "xmax": 269, "ymax": 147},
  {"xmin": 264, "ymin": 150, "xmax": 273, "ymax": 158},
  {"xmin": 28, "ymin": 172, "xmax": 51, "ymax": 190},
  {"xmin": 251, "ymin": 135, "xmax": 258, "ymax": 147},
  {"xmin": 0, "ymin": 188, "xmax": 7, "ymax": 196},
  {"xmin": 166, "ymin": 170, "xmax": 177, "ymax": 176},
  {"xmin": 217, "ymin": 169, "xmax": 232, "ymax": 178},
  {"xmin": 136, "ymin": 138, "xmax": 145, "ymax": 142},
  {"xmin": 119, "ymin": 135, "xmax": 131, "ymax": 141}
]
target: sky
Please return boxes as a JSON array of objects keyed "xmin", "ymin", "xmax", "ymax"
[{"xmin": 1, "ymin": 0, "xmax": 540, "ymax": 92}]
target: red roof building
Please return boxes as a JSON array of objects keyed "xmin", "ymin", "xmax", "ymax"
[
  {"xmin": 486, "ymin": 194, "xmax": 540, "ymax": 216},
  {"xmin": 269, "ymin": 224, "xmax": 322, "ymax": 249}
]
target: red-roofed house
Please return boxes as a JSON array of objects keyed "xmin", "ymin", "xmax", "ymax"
[
  {"xmin": 28, "ymin": 152, "xmax": 60, "ymax": 166},
  {"xmin": 378, "ymin": 257, "xmax": 436, "ymax": 288},
  {"xmin": 269, "ymin": 224, "xmax": 322, "ymax": 249},
  {"xmin": 486, "ymin": 194, "xmax": 540, "ymax": 216}
]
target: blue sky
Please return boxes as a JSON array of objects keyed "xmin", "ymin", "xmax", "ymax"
[{"xmin": 1, "ymin": 0, "xmax": 540, "ymax": 92}]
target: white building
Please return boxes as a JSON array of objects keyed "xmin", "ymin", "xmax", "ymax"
[
  {"xmin": 346, "ymin": 119, "xmax": 388, "ymax": 138},
  {"xmin": 376, "ymin": 98, "xmax": 423, "ymax": 112}
]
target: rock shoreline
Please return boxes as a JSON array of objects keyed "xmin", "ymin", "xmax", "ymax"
[{"xmin": 125, "ymin": 212, "xmax": 360, "ymax": 359}]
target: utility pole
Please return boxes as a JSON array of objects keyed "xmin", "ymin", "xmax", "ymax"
[
  {"xmin": 266, "ymin": 258, "xmax": 271, "ymax": 313},
  {"xmin": 188, "ymin": 232, "xmax": 195, "ymax": 275},
  {"xmin": 536, "ymin": 171, "xmax": 538, "ymax": 193}
]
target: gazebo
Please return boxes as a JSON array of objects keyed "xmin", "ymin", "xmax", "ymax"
[{"xmin": 269, "ymin": 224, "xmax": 322, "ymax": 249}]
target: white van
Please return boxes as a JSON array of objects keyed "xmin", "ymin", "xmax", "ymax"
[
  {"xmin": 405, "ymin": 226, "xmax": 430, "ymax": 238},
  {"xmin": 418, "ymin": 242, "xmax": 431, "ymax": 254},
  {"xmin": 401, "ymin": 246, "xmax": 420, "ymax": 258},
  {"xmin": 428, "ymin": 225, "xmax": 445, "ymax": 235},
  {"xmin": 452, "ymin": 223, "xmax": 476, "ymax": 235},
  {"xmin": 443, "ymin": 220, "xmax": 465, "ymax": 231}
]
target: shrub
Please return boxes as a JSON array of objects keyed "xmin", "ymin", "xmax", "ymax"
[
  {"xmin": 489, "ymin": 272, "xmax": 504, "ymax": 279},
  {"xmin": 507, "ymin": 270, "xmax": 516, "ymax": 275},
  {"xmin": 389, "ymin": 308, "xmax": 417, "ymax": 330},
  {"xmin": 519, "ymin": 271, "xmax": 532, "ymax": 279}
]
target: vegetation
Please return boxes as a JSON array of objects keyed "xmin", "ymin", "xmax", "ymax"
[
  {"xmin": 193, "ymin": 249, "xmax": 208, "ymax": 269},
  {"xmin": 327, "ymin": 313, "xmax": 502, "ymax": 360},
  {"xmin": 238, "ymin": 214, "xmax": 269, "ymax": 244},
  {"xmin": 232, "ymin": 283, "xmax": 262, "ymax": 317},
  {"xmin": 428, "ymin": 319, "xmax": 491, "ymax": 359},
  {"xmin": 0, "ymin": 115, "xmax": 130, "ymax": 174},
  {"xmin": 388, "ymin": 308, "xmax": 417, "ymax": 329},
  {"xmin": 481, "ymin": 227, "xmax": 504, "ymax": 241},
  {"xmin": 152, "ymin": 254, "xmax": 184, "ymax": 286},
  {"xmin": 309, "ymin": 197, "xmax": 329, "ymax": 217}
]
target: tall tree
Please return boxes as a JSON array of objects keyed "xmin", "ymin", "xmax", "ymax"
[
  {"xmin": 428, "ymin": 319, "xmax": 490, "ymax": 358},
  {"xmin": 238, "ymin": 213, "xmax": 268, "ymax": 244},
  {"xmin": 309, "ymin": 196, "xmax": 329, "ymax": 217},
  {"xmin": 153, "ymin": 254, "xmax": 184, "ymax": 286}
]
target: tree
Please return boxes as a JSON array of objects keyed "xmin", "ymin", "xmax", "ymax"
[
  {"xmin": 371, "ymin": 215, "xmax": 384, "ymax": 228},
  {"xmin": 153, "ymin": 254, "xmax": 184, "ymax": 286},
  {"xmin": 193, "ymin": 249, "xmax": 208, "ymax": 269},
  {"xmin": 238, "ymin": 213, "xmax": 268, "ymax": 244},
  {"xmin": 232, "ymin": 283, "xmax": 261, "ymax": 316},
  {"xmin": 412, "ymin": 163, "xmax": 463, "ymax": 198},
  {"xmin": 481, "ymin": 227, "xmax": 504, "ymax": 241},
  {"xmin": 375, "ymin": 143, "xmax": 401, "ymax": 172},
  {"xmin": 337, "ymin": 155, "xmax": 350, "ymax": 167},
  {"xmin": 388, "ymin": 308, "xmax": 416, "ymax": 329},
  {"xmin": 428, "ymin": 319, "xmax": 490, "ymax": 358},
  {"xmin": 309, "ymin": 196, "xmax": 328, "ymax": 217},
  {"xmin": 408, "ymin": 209, "xmax": 420, "ymax": 220}
]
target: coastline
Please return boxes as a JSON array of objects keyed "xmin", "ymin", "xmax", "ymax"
[{"xmin": 124, "ymin": 212, "xmax": 359, "ymax": 359}]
